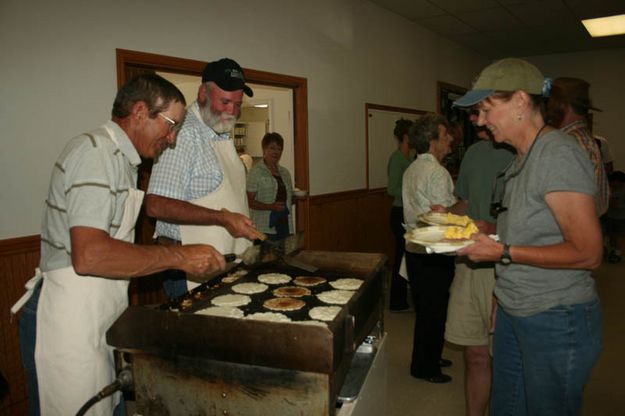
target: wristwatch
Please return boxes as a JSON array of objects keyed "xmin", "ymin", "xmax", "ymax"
[{"xmin": 500, "ymin": 243, "xmax": 512, "ymax": 265}]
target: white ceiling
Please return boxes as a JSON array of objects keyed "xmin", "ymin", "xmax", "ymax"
[{"xmin": 369, "ymin": 0, "xmax": 625, "ymax": 57}]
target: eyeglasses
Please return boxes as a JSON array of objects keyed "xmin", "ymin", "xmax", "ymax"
[{"xmin": 158, "ymin": 113, "xmax": 182, "ymax": 133}]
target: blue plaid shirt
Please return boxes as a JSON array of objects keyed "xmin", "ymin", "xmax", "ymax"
[{"xmin": 148, "ymin": 102, "xmax": 230, "ymax": 241}]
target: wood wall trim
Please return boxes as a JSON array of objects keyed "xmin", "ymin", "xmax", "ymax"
[
  {"xmin": 308, "ymin": 187, "xmax": 388, "ymax": 204},
  {"xmin": 0, "ymin": 235, "xmax": 40, "ymax": 257},
  {"xmin": 366, "ymin": 102, "xmax": 428, "ymax": 115},
  {"xmin": 309, "ymin": 189, "xmax": 369, "ymax": 204},
  {"xmin": 116, "ymin": 49, "xmax": 207, "ymax": 88},
  {"xmin": 365, "ymin": 103, "xmax": 425, "ymax": 190},
  {"xmin": 307, "ymin": 188, "xmax": 394, "ymax": 262},
  {"xmin": 1, "ymin": 235, "xmax": 40, "ymax": 414}
]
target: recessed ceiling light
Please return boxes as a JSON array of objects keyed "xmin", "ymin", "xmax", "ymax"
[{"xmin": 582, "ymin": 13, "xmax": 625, "ymax": 37}]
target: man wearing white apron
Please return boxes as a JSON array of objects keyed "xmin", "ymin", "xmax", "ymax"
[
  {"xmin": 12, "ymin": 74, "xmax": 226, "ymax": 415},
  {"xmin": 146, "ymin": 58, "xmax": 262, "ymax": 297}
]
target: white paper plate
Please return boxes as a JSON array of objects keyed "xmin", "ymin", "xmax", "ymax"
[
  {"xmin": 404, "ymin": 226, "xmax": 474, "ymax": 253},
  {"xmin": 417, "ymin": 212, "xmax": 451, "ymax": 226}
]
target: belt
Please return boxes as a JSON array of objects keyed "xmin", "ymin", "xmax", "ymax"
[{"xmin": 157, "ymin": 236, "xmax": 182, "ymax": 246}]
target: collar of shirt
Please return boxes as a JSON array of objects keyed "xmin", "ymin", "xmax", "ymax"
[
  {"xmin": 105, "ymin": 120, "xmax": 141, "ymax": 167},
  {"xmin": 418, "ymin": 152, "xmax": 440, "ymax": 164},
  {"xmin": 561, "ymin": 119, "xmax": 588, "ymax": 134},
  {"xmin": 258, "ymin": 159, "xmax": 283, "ymax": 174}
]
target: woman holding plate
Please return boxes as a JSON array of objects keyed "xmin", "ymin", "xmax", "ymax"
[
  {"xmin": 456, "ymin": 58, "xmax": 603, "ymax": 415},
  {"xmin": 402, "ymin": 112, "xmax": 456, "ymax": 383}
]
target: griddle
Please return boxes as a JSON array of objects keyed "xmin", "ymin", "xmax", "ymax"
[{"xmin": 106, "ymin": 250, "xmax": 387, "ymax": 415}]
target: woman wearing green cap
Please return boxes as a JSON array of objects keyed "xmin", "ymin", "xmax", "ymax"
[{"xmin": 456, "ymin": 58, "xmax": 603, "ymax": 416}]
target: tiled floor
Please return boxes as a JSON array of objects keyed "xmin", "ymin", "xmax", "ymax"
[{"xmin": 382, "ymin": 260, "xmax": 625, "ymax": 415}]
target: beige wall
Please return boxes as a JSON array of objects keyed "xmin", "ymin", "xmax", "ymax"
[
  {"xmin": 0, "ymin": 0, "xmax": 487, "ymax": 239},
  {"xmin": 3, "ymin": 0, "xmax": 624, "ymax": 241},
  {"xmin": 527, "ymin": 50, "xmax": 625, "ymax": 171}
]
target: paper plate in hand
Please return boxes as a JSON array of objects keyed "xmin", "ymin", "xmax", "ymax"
[
  {"xmin": 417, "ymin": 212, "xmax": 450, "ymax": 226},
  {"xmin": 404, "ymin": 226, "xmax": 474, "ymax": 254}
]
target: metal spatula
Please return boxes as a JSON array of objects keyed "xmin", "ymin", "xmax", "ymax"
[{"xmin": 224, "ymin": 244, "xmax": 274, "ymax": 266}]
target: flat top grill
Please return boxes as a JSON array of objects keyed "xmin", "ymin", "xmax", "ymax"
[
  {"xmin": 163, "ymin": 263, "xmax": 360, "ymax": 321},
  {"xmin": 107, "ymin": 251, "xmax": 386, "ymax": 375}
]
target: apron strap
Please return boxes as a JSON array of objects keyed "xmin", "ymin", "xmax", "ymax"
[{"xmin": 10, "ymin": 268, "xmax": 44, "ymax": 315}]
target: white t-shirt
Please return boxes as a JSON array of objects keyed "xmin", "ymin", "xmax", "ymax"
[{"xmin": 401, "ymin": 153, "xmax": 456, "ymax": 229}]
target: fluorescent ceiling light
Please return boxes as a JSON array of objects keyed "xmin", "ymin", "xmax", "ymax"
[
  {"xmin": 253, "ymin": 104, "xmax": 268, "ymax": 108},
  {"xmin": 582, "ymin": 14, "xmax": 625, "ymax": 37}
]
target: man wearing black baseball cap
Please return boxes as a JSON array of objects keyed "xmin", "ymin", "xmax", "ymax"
[
  {"xmin": 202, "ymin": 58, "xmax": 254, "ymax": 98},
  {"xmin": 146, "ymin": 57, "xmax": 262, "ymax": 299}
]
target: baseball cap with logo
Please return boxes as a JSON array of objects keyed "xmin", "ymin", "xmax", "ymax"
[
  {"xmin": 202, "ymin": 58, "xmax": 253, "ymax": 97},
  {"xmin": 454, "ymin": 58, "xmax": 544, "ymax": 107}
]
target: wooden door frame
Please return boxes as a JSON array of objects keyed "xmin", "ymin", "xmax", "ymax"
[
  {"xmin": 365, "ymin": 103, "xmax": 425, "ymax": 190},
  {"xmin": 116, "ymin": 49, "xmax": 310, "ymax": 242}
]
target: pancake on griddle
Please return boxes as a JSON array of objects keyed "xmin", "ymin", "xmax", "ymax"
[
  {"xmin": 294, "ymin": 276, "xmax": 327, "ymax": 287},
  {"xmin": 317, "ymin": 289, "xmax": 353, "ymax": 305},
  {"xmin": 232, "ymin": 282, "xmax": 268, "ymax": 294},
  {"xmin": 246, "ymin": 312, "xmax": 292, "ymax": 322},
  {"xmin": 329, "ymin": 278, "xmax": 364, "ymax": 291},
  {"xmin": 258, "ymin": 273, "xmax": 292, "ymax": 285},
  {"xmin": 212, "ymin": 294, "xmax": 252, "ymax": 307},
  {"xmin": 273, "ymin": 286, "xmax": 311, "ymax": 298},
  {"xmin": 263, "ymin": 297, "xmax": 306, "ymax": 311},
  {"xmin": 309, "ymin": 306, "xmax": 341, "ymax": 321}
]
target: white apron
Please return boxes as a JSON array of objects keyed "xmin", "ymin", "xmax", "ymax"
[
  {"xmin": 180, "ymin": 137, "xmax": 252, "ymax": 291},
  {"xmin": 33, "ymin": 187, "xmax": 143, "ymax": 415}
]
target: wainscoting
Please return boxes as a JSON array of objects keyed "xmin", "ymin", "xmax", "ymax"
[
  {"xmin": 0, "ymin": 236, "xmax": 39, "ymax": 415},
  {"xmin": 308, "ymin": 188, "xmax": 394, "ymax": 258},
  {"xmin": 0, "ymin": 188, "xmax": 395, "ymax": 414}
]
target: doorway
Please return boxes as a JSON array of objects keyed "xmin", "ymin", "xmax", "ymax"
[
  {"xmin": 116, "ymin": 48, "xmax": 309, "ymax": 235},
  {"xmin": 116, "ymin": 49, "xmax": 310, "ymax": 304}
]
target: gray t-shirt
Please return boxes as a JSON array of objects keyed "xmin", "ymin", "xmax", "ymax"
[
  {"xmin": 495, "ymin": 129, "xmax": 598, "ymax": 316},
  {"xmin": 455, "ymin": 140, "xmax": 515, "ymax": 223}
]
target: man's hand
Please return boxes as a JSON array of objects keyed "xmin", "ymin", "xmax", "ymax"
[
  {"xmin": 273, "ymin": 201, "xmax": 286, "ymax": 212},
  {"xmin": 174, "ymin": 244, "xmax": 226, "ymax": 275},
  {"xmin": 430, "ymin": 204, "xmax": 447, "ymax": 213},
  {"xmin": 220, "ymin": 208, "xmax": 264, "ymax": 240},
  {"xmin": 474, "ymin": 220, "xmax": 497, "ymax": 235}
]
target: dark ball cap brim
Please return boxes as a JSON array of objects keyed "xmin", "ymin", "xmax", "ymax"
[
  {"xmin": 212, "ymin": 79, "xmax": 254, "ymax": 97},
  {"xmin": 452, "ymin": 89, "xmax": 494, "ymax": 108}
]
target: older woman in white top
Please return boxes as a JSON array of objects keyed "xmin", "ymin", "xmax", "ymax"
[{"xmin": 402, "ymin": 113, "xmax": 456, "ymax": 383}]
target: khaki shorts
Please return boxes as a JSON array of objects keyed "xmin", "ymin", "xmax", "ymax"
[{"xmin": 445, "ymin": 260, "xmax": 495, "ymax": 346}]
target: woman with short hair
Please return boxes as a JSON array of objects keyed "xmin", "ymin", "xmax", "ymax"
[
  {"xmin": 246, "ymin": 132, "xmax": 294, "ymax": 240},
  {"xmin": 402, "ymin": 113, "xmax": 456, "ymax": 383}
]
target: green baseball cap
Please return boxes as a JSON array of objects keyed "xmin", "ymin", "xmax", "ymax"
[{"xmin": 454, "ymin": 58, "xmax": 544, "ymax": 107}]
